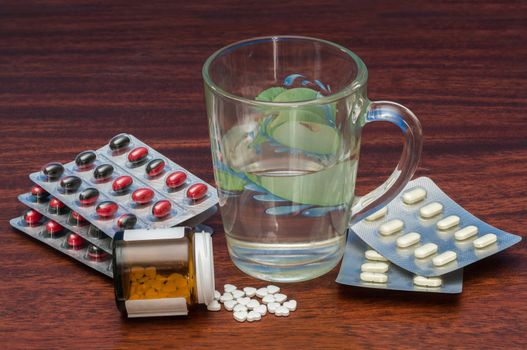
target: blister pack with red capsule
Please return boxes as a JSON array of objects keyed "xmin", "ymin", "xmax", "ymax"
[
  {"xmin": 9, "ymin": 214, "xmax": 113, "ymax": 277},
  {"xmin": 18, "ymin": 192, "xmax": 113, "ymax": 253}
]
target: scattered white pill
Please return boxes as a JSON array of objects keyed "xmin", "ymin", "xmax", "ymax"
[
  {"xmin": 207, "ymin": 300, "xmax": 221, "ymax": 311},
  {"xmin": 220, "ymin": 292, "xmax": 233, "ymax": 303},
  {"xmin": 283, "ymin": 300, "xmax": 297, "ymax": 312},
  {"xmin": 275, "ymin": 306, "xmax": 290, "ymax": 317},
  {"xmin": 433, "ymin": 250, "xmax": 457, "ymax": 266},
  {"xmin": 214, "ymin": 290, "xmax": 221, "ymax": 300},
  {"xmin": 262, "ymin": 294, "xmax": 275, "ymax": 304},
  {"xmin": 237, "ymin": 297, "xmax": 251, "ymax": 306},
  {"xmin": 266, "ymin": 285, "xmax": 280, "ymax": 294},
  {"xmin": 231, "ymin": 290, "xmax": 245, "ymax": 299},
  {"xmin": 247, "ymin": 310, "xmax": 262, "ymax": 322},
  {"xmin": 233, "ymin": 310, "xmax": 247, "ymax": 322},
  {"xmin": 246, "ymin": 299, "xmax": 260, "ymax": 310},
  {"xmin": 413, "ymin": 275, "xmax": 442, "ymax": 288},
  {"xmin": 365, "ymin": 249, "xmax": 388, "ymax": 262},
  {"xmin": 365, "ymin": 207, "xmax": 388, "ymax": 221},
  {"xmin": 273, "ymin": 293, "xmax": 287, "ymax": 303},
  {"xmin": 455, "ymin": 225, "xmax": 479, "ymax": 240},
  {"xmin": 402, "ymin": 187, "xmax": 427, "ymax": 204},
  {"xmin": 379, "ymin": 219, "xmax": 404, "ymax": 236},
  {"xmin": 224, "ymin": 284, "xmax": 237, "ymax": 293},
  {"xmin": 243, "ymin": 287, "xmax": 257, "ymax": 297},
  {"xmin": 254, "ymin": 304, "xmax": 267, "ymax": 316},
  {"xmin": 474, "ymin": 233, "xmax": 497, "ymax": 249},
  {"xmin": 437, "ymin": 215, "xmax": 460, "ymax": 230},
  {"xmin": 396, "ymin": 232, "xmax": 421, "ymax": 248},
  {"xmin": 256, "ymin": 287, "xmax": 268, "ymax": 298},
  {"xmin": 233, "ymin": 304, "xmax": 247, "ymax": 313},
  {"xmin": 223, "ymin": 300, "xmax": 237, "ymax": 311},
  {"xmin": 414, "ymin": 243, "xmax": 438, "ymax": 259},
  {"xmin": 420, "ymin": 202, "xmax": 443, "ymax": 219},
  {"xmin": 360, "ymin": 272, "xmax": 388, "ymax": 283},
  {"xmin": 267, "ymin": 302, "xmax": 280, "ymax": 314},
  {"xmin": 361, "ymin": 262, "xmax": 389, "ymax": 273}
]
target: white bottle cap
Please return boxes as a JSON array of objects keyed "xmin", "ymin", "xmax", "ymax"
[{"xmin": 193, "ymin": 231, "xmax": 215, "ymax": 305}]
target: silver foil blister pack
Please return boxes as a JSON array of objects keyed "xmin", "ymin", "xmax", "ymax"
[
  {"xmin": 351, "ymin": 177, "xmax": 522, "ymax": 277},
  {"xmin": 29, "ymin": 133, "xmax": 218, "ymax": 238},
  {"xmin": 336, "ymin": 231, "xmax": 463, "ymax": 293}
]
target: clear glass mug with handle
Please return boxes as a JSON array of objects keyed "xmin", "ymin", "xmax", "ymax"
[{"xmin": 203, "ymin": 36, "xmax": 422, "ymax": 282}]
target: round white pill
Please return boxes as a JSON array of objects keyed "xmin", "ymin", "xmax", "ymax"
[
  {"xmin": 361, "ymin": 262, "xmax": 389, "ymax": 273},
  {"xmin": 262, "ymin": 294, "xmax": 275, "ymax": 304},
  {"xmin": 413, "ymin": 275, "xmax": 442, "ymax": 288},
  {"xmin": 256, "ymin": 287, "xmax": 268, "ymax": 298},
  {"xmin": 365, "ymin": 207, "xmax": 388, "ymax": 221},
  {"xmin": 283, "ymin": 300, "xmax": 297, "ymax": 312},
  {"xmin": 396, "ymin": 232, "xmax": 421, "ymax": 248},
  {"xmin": 414, "ymin": 243, "xmax": 438, "ymax": 259},
  {"xmin": 273, "ymin": 293, "xmax": 287, "ymax": 303},
  {"xmin": 224, "ymin": 284, "xmax": 237, "ymax": 293},
  {"xmin": 223, "ymin": 300, "xmax": 237, "ymax": 311},
  {"xmin": 214, "ymin": 290, "xmax": 221, "ymax": 300},
  {"xmin": 455, "ymin": 225, "xmax": 478, "ymax": 240},
  {"xmin": 220, "ymin": 292, "xmax": 233, "ymax": 303},
  {"xmin": 275, "ymin": 306, "xmax": 290, "ymax": 317},
  {"xmin": 267, "ymin": 302, "xmax": 280, "ymax": 314},
  {"xmin": 233, "ymin": 304, "xmax": 247, "ymax": 313},
  {"xmin": 246, "ymin": 299, "xmax": 260, "ymax": 310},
  {"xmin": 420, "ymin": 202, "xmax": 443, "ymax": 219},
  {"xmin": 254, "ymin": 304, "xmax": 267, "ymax": 316},
  {"xmin": 231, "ymin": 290, "xmax": 245, "ymax": 299},
  {"xmin": 207, "ymin": 300, "xmax": 221, "ymax": 311},
  {"xmin": 432, "ymin": 250, "xmax": 457, "ymax": 266},
  {"xmin": 365, "ymin": 249, "xmax": 388, "ymax": 262},
  {"xmin": 266, "ymin": 285, "xmax": 280, "ymax": 294},
  {"xmin": 474, "ymin": 233, "xmax": 497, "ymax": 249},
  {"xmin": 437, "ymin": 215, "xmax": 460, "ymax": 230},
  {"xmin": 237, "ymin": 297, "xmax": 251, "ymax": 306},
  {"xmin": 243, "ymin": 287, "xmax": 257, "ymax": 297},
  {"xmin": 247, "ymin": 310, "xmax": 262, "ymax": 322},
  {"xmin": 379, "ymin": 219, "xmax": 404, "ymax": 236},
  {"xmin": 233, "ymin": 310, "xmax": 247, "ymax": 322},
  {"xmin": 402, "ymin": 187, "xmax": 427, "ymax": 204},
  {"xmin": 360, "ymin": 272, "xmax": 388, "ymax": 283}
]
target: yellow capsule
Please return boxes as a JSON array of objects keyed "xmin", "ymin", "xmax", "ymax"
[
  {"xmin": 145, "ymin": 266, "xmax": 157, "ymax": 279},
  {"xmin": 152, "ymin": 280, "xmax": 164, "ymax": 291},
  {"xmin": 145, "ymin": 288, "xmax": 158, "ymax": 299},
  {"xmin": 163, "ymin": 283, "xmax": 177, "ymax": 293}
]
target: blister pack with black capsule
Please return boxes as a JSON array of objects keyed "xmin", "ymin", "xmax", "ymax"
[
  {"xmin": 18, "ymin": 192, "xmax": 113, "ymax": 253},
  {"xmin": 336, "ymin": 231, "xmax": 463, "ymax": 293},
  {"xmin": 9, "ymin": 215, "xmax": 113, "ymax": 277}
]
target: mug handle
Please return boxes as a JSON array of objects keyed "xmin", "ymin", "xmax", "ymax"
[{"xmin": 350, "ymin": 100, "xmax": 423, "ymax": 223}]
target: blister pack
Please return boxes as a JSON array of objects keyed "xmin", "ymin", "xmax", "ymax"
[
  {"xmin": 336, "ymin": 231, "xmax": 463, "ymax": 293},
  {"xmin": 10, "ymin": 213, "xmax": 113, "ymax": 277},
  {"xmin": 351, "ymin": 177, "xmax": 522, "ymax": 277},
  {"xmin": 28, "ymin": 134, "xmax": 218, "ymax": 238}
]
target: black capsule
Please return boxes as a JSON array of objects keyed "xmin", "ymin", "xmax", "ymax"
[
  {"xmin": 42, "ymin": 162, "xmax": 64, "ymax": 181},
  {"xmin": 109, "ymin": 134, "xmax": 131, "ymax": 151},
  {"xmin": 59, "ymin": 176, "xmax": 82, "ymax": 193},
  {"xmin": 117, "ymin": 213, "xmax": 137, "ymax": 230},
  {"xmin": 75, "ymin": 151, "xmax": 96, "ymax": 169},
  {"xmin": 88, "ymin": 225, "xmax": 106, "ymax": 239},
  {"xmin": 146, "ymin": 159, "xmax": 166, "ymax": 177},
  {"xmin": 79, "ymin": 188, "xmax": 99, "ymax": 205},
  {"xmin": 93, "ymin": 164, "xmax": 114, "ymax": 181}
]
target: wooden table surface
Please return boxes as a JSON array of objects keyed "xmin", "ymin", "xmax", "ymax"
[{"xmin": 1, "ymin": 1, "xmax": 526, "ymax": 349}]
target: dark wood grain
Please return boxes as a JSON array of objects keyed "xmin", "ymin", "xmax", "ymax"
[{"xmin": 1, "ymin": 1, "xmax": 526, "ymax": 349}]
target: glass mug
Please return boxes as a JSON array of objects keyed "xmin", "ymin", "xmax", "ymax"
[{"xmin": 203, "ymin": 36, "xmax": 422, "ymax": 282}]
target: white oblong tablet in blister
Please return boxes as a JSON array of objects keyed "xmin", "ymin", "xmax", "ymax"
[
  {"xmin": 454, "ymin": 225, "xmax": 478, "ymax": 240},
  {"xmin": 437, "ymin": 215, "xmax": 460, "ymax": 230},
  {"xmin": 361, "ymin": 262, "xmax": 389, "ymax": 273},
  {"xmin": 379, "ymin": 219, "xmax": 404, "ymax": 236},
  {"xmin": 473, "ymin": 233, "xmax": 497, "ymax": 249},
  {"xmin": 402, "ymin": 187, "xmax": 427, "ymax": 204},
  {"xmin": 360, "ymin": 272, "xmax": 388, "ymax": 283},
  {"xmin": 396, "ymin": 232, "xmax": 421, "ymax": 248},
  {"xmin": 432, "ymin": 251, "xmax": 457, "ymax": 266},
  {"xmin": 365, "ymin": 207, "xmax": 388, "ymax": 221},
  {"xmin": 413, "ymin": 275, "xmax": 442, "ymax": 288},
  {"xmin": 365, "ymin": 249, "xmax": 387, "ymax": 262},
  {"xmin": 414, "ymin": 243, "xmax": 438, "ymax": 259},
  {"xmin": 419, "ymin": 202, "xmax": 443, "ymax": 219}
]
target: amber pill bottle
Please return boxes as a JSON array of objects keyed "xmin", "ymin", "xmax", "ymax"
[{"xmin": 113, "ymin": 227, "xmax": 215, "ymax": 317}]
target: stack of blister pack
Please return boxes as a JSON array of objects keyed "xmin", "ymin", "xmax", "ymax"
[
  {"xmin": 10, "ymin": 134, "xmax": 218, "ymax": 278},
  {"xmin": 337, "ymin": 177, "xmax": 522, "ymax": 293}
]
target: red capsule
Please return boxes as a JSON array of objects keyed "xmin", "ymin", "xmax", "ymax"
[
  {"xmin": 31, "ymin": 185, "xmax": 49, "ymax": 201},
  {"xmin": 24, "ymin": 209, "xmax": 43, "ymax": 226},
  {"xmin": 66, "ymin": 233, "xmax": 85, "ymax": 250},
  {"xmin": 45, "ymin": 220, "xmax": 64, "ymax": 235},
  {"xmin": 79, "ymin": 188, "xmax": 99, "ymax": 206},
  {"xmin": 152, "ymin": 200, "xmax": 172, "ymax": 218},
  {"xmin": 186, "ymin": 183, "xmax": 208, "ymax": 201},
  {"xmin": 112, "ymin": 175, "xmax": 133, "ymax": 193},
  {"xmin": 131, "ymin": 188, "xmax": 155, "ymax": 205},
  {"xmin": 87, "ymin": 245, "xmax": 108, "ymax": 262},
  {"xmin": 117, "ymin": 213, "xmax": 137, "ymax": 229},
  {"xmin": 71, "ymin": 211, "xmax": 86, "ymax": 222},
  {"xmin": 128, "ymin": 147, "xmax": 149, "ymax": 164},
  {"xmin": 49, "ymin": 197, "xmax": 67, "ymax": 215},
  {"xmin": 146, "ymin": 159, "xmax": 165, "ymax": 177},
  {"xmin": 96, "ymin": 201, "xmax": 118, "ymax": 218},
  {"xmin": 165, "ymin": 171, "xmax": 187, "ymax": 189}
]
